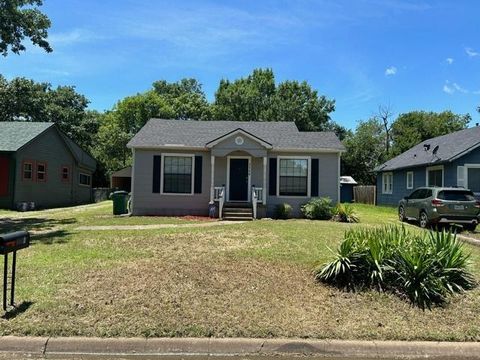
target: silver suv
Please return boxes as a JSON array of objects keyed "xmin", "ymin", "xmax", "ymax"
[{"xmin": 398, "ymin": 187, "xmax": 480, "ymax": 230}]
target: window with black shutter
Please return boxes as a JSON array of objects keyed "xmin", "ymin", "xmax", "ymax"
[
  {"xmin": 311, "ymin": 159, "xmax": 319, "ymax": 197},
  {"xmin": 269, "ymin": 158, "xmax": 277, "ymax": 196},
  {"xmin": 163, "ymin": 155, "xmax": 193, "ymax": 194},
  {"xmin": 278, "ymin": 158, "xmax": 308, "ymax": 196},
  {"xmin": 152, "ymin": 155, "xmax": 161, "ymax": 193},
  {"xmin": 194, "ymin": 155, "xmax": 202, "ymax": 194}
]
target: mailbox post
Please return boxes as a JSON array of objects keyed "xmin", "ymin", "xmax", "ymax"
[{"xmin": 0, "ymin": 231, "xmax": 30, "ymax": 311}]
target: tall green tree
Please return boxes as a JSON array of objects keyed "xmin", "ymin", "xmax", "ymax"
[
  {"xmin": 0, "ymin": 0, "xmax": 52, "ymax": 56},
  {"xmin": 342, "ymin": 118, "xmax": 386, "ymax": 185},
  {"xmin": 390, "ymin": 111, "xmax": 470, "ymax": 156},
  {"xmin": 0, "ymin": 75, "xmax": 99, "ymax": 150},
  {"xmin": 94, "ymin": 78, "xmax": 211, "ymax": 174},
  {"xmin": 152, "ymin": 78, "xmax": 211, "ymax": 120},
  {"xmin": 91, "ymin": 113, "xmax": 131, "ymax": 175},
  {"xmin": 212, "ymin": 68, "xmax": 335, "ymax": 131},
  {"xmin": 213, "ymin": 68, "xmax": 276, "ymax": 122}
]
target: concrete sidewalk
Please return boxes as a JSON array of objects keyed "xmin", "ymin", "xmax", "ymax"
[{"xmin": 1, "ymin": 336, "xmax": 480, "ymax": 359}]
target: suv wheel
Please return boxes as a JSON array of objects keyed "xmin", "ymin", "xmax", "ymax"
[
  {"xmin": 419, "ymin": 211, "xmax": 429, "ymax": 229},
  {"xmin": 398, "ymin": 206, "xmax": 406, "ymax": 222}
]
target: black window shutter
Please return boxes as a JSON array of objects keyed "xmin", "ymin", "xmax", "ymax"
[
  {"xmin": 311, "ymin": 158, "xmax": 319, "ymax": 197},
  {"xmin": 152, "ymin": 155, "xmax": 161, "ymax": 193},
  {"xmin": 194, "ymin": 155, "xmax": 202, "ymax": 194},
  {"xmin": 269, "ymin": 158, "xmax": 277, "ymax": 196}
]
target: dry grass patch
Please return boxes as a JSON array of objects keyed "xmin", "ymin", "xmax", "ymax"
[{"xmin": 4, "ymin": 255, "xmax": 480, "ymax": 340}]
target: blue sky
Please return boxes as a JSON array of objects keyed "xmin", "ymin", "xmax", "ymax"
[{"xmin": 1, "ymin": 0, "xmax": 479, "ymax": 129}]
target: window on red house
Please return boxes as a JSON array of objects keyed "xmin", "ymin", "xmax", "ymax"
[
  {"xmin": 62, "ymin": 166, "xmax": 70, "ymax": 181},
  {"xmin": 23, "ymin": 162, "xmax": 33, "ymax": 180},
  {"xmin": 37, "ymin": 163, "xmax": 47, "ymax": 182}
]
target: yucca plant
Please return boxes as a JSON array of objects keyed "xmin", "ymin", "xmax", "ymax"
[
  {"xmin": 393, "ymin": 248, "xmax": 446, "ymax": 310},
  {"xmin": 315, "ymin": 226, "xmax": 477, "ymax": 309},
  {"xmin": 392, "ymin": 230, "xmax": 476, "ymax": 309},
  {"xmin": 427, "ymin": 231, "xmax": 476, "ymax": 294},
  {"xmin": 314, "ymin": 235, "xmax": 366, "ymax": 290},
  {"xmin": 333, "ymin": 203, "xmax": 359, "ymax": 223}
]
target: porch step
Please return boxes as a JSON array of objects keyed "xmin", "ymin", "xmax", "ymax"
[
  {"xmin": 223, "ymin": 208, "xmax": 252, "ymax": 214},
  {"xmin": 224, "ymin": 202, "xmax": 252, "ymax": 208},
  {"xmin": 223, "ymin": 206, "xmax": 253, "ymax": 221},
  {"xmin": 223, "ymin": 216, "xmax": 253, "ymax": 221}
]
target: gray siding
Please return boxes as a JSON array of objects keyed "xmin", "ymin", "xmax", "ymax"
[
  {"xmin": 211, "ymin": 135, "xmax": 268, "ymax": 158},
  {"xmin": 73, "ymin": 165, "xmax": 94, "ymax": 204},
  {"xmin": 132, "ymin": 148, "xmax": 341, "ymax": 217},
  {"xmin": 13, "ymin": 127, "xmax": 93, "ymax": 208},
  {"xmin": 266, "ymin": 152, "xmax": 340, "ymax": 217},
  {"xmin": 132, "ymin": 149, "xmax": 211, "ymax": 216}
]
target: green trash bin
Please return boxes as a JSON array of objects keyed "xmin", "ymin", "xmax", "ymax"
[{"xmin": 111, "ymin": 191, "xmax": 129, "ymax": 215}]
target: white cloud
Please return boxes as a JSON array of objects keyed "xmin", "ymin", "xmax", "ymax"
[
  {"xmin": 385, "ymin": 66, "xmax": 397, "ymax": 76},
  {"xmin": 443, "ymin": 80, "xmax": 469, "ymax": 94},
  {"xmin": 465, "ymin": 47, "xmax": 480, "ymax": 57},
  {"xmin": 446, "ymin": 57, "xmax": 454, "ymax": 64},
  {"xmin": 48, "ymin": 29, "xmax": 105, "ymax": 46},
  {"xmin": 453, "ymin": 82, "xmax": 468, "ymax": 93},
  {"xmin": 443, "ymin": 84, "xmax": 454, "ymax": 94},
  {"xmin": 474, "ymin": 90, "xmax": 480, "ymax": 95}
]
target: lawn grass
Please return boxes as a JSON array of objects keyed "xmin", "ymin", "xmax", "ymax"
[
  {"xmin": 1, "ymin": 202, "xmax": 480, "ymax": 341},
  {"xmin": 0, "ymin": 201, "xmax": 208, "ymax": 234}
]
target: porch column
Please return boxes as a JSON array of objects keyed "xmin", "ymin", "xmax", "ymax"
[
  {"xmin": 263, "ymin": 156, "xmax": 267, "ymax": 204},
  {"xmin": 210, "ymin": 155, "xmax": 215, "ymax": 202}
]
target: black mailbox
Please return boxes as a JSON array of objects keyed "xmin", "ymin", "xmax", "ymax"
[
  {"xmin": 1, "ymin": 231, "xmax": 30, "ymax": 311},
  {"xmin": 0, "ymin": 231, "xmax": 30, "ymax": 255}
]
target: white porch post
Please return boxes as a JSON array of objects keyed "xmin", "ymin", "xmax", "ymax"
[
  {"xmin": 210, "ymin": 155, "xmax": 215, "ymax": 202},
  {"xmin": 263, "ymin": 156, "xmax": 267, "ymax": 204}
]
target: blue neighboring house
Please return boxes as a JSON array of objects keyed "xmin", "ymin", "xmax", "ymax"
[{"xmin": 375, "ymin": 126, "xmax": 480, "ymax": 205}]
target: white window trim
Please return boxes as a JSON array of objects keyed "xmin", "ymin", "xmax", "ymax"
[
  {"xmin": 465, "ymin": 163, "xmax": 480, "ymax": 190},
  {"xmin": 160, "ymin": 153, "xmax": 195, "ymax": 196},
  {"xmin": 226, "ymin": 155, "xmax": 252, "ymax": 202},
  {"xmin": 382, "ymin": 172, "xmax": 393, "ymax": 194},
  {"xmin": 276, "ymin": 156, "xmax": 311, "ymax": 198},
  {"xmin": 406, "ymin": 171, "xmax": 414, "ymax": 189},
  {"xmin": 425, "ymin": 165, "xmax": 444, "ymax": 187},
  {"xmin": 79, "ymin": 172, "xmax": 91, "ymax": 187}
]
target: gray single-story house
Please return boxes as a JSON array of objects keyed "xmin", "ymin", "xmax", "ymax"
[
  {"xmin": 127, "ymin": 119, "xmax": 345, "ymax": 219},
  {"xmin": 375, "ymin": 126, "xmax": 480, "ymax": 205},
  {"xmin": 0, "ymin": 122, "xmax": 97, "ymax": 209}
]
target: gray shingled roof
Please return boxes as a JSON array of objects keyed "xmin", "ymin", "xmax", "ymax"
[
  {"xmin": 0, "ymin": 121, "xmax": 96, "ymax": 170},
  {"xmin": 127, "ymin": 119, "xmax": 345, "ymax": 151},
  {"xmin": 376, "ymin": 126, "xmax": 480, "ymax": 171},
  {"xmin": 0, "ymin": 122, "xmax": 54, "ymax": 151}
]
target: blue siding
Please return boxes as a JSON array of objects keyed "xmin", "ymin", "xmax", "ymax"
[
  {"xmin": 377, "ymin": 146, "xmax": 480, "ymax": 205},
  {"xmin": 377, "ymin": 167, "xmax": 425, "ymax": 205}
]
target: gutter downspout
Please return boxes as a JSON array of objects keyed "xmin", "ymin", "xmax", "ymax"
[{"xmin": 129, "ymin": 148, "xmax": 136, "ymax": 215}]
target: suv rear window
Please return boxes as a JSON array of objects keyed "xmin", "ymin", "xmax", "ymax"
[{"xmin": 437, "ymin": 190, "xmax": 475, "ymax": 201}]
